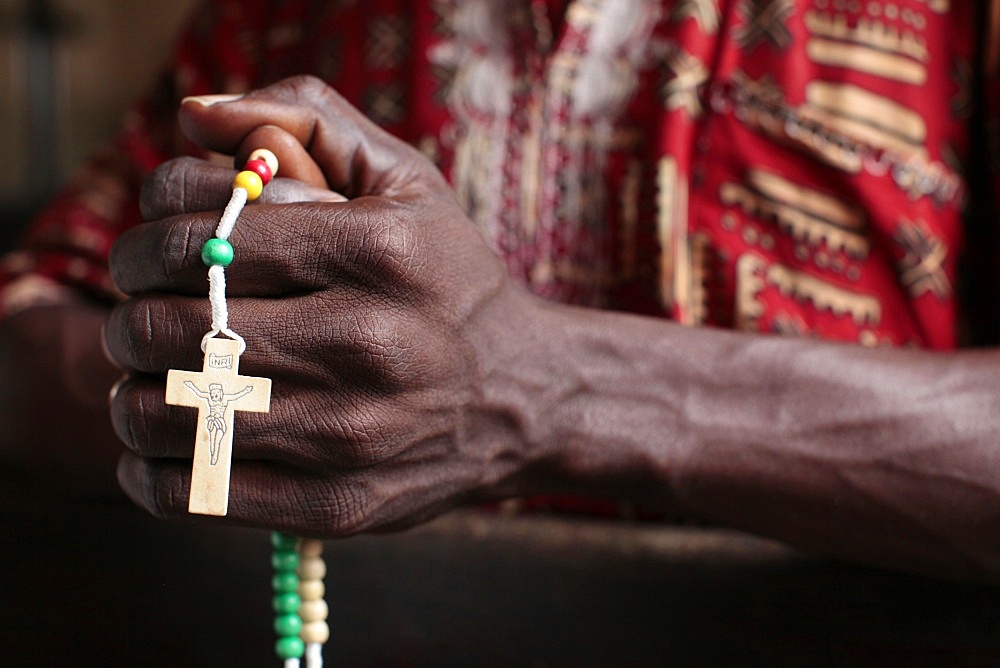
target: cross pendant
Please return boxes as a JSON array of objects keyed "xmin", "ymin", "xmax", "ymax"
[{"xmin": 165, "ymin": 337, "xmax": 272, "ymax": 516}]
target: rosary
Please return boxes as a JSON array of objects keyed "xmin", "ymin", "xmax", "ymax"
[{"xmin": 164, "ymin": 149, "xmax": 328, "ymax": 667}]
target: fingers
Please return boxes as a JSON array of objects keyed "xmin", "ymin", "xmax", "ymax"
[
  {"xmin": 179, "ymin": 75, "xmax": 442, "ymax": 198},
  {"xmin": 139, "ymin": 156, "xmax": 344, "ymax": 221},
  {"xmin": 117, "ymin": 448, "xmax": 462, "ymax": 535},
  {"xmin": 117, "ymin": 452, "xmax": 381, "ymax": 534},
  {"xmin": 110, "ymin": 375, "xmax": 400, "ymax": 471},
  {"xmin": 111, "ymin": 196, "xmax": 417, "ymax": 299}
]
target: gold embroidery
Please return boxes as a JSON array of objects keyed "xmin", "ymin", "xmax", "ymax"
[
  {"xmin": 658, "ymin": 156, "xmax": 707, "ymax": 324},
  {"xmin": 720, "ymin": 169, "xmax": 869, "ymax": 257},
  {"xmin": 735, "ymin": 0, "xmax": 795, "ymax": 51},
  {"xmin": 670, "ymin": 0, "xmax": 721, "ymax": 34},
  {"xmin": 915, "ymin": 0, "xmax": 948, "ymax": 13},
  {"xmin": 722, "ymin": 72, "xmax": 962, "ymax": 203},
  {"xmin": 366, "ymin": 14, "xmax": 409, "ymax": 69},
  {"xmin": 736, "ymin": 254, "xmax": 883, "ymax": 331},
  {"xmin": 803, "ymin": 82, "xmax": 927, "ymax": 152},
  {"xmin": 806, "ymin": 39, "xmax": 926, "ymax": 85},
  {"xmin": 657, "ymin": 156, "xmax": 684, "ymax": 312},
  {"xmin": 894, "ymin": 219, "xmax": 951, "ymax": 299},
  {"xmin": 767, "ymin": 263, "xmax": 882, "ymax": 325},
  {"xmin": 805, "ymin": 11, "xmax": 929, "ymax": 63},
  {"xmin": 804, "ymin": 9, "xmax": 929, "ymax": 86},
  {"xmin": 735, "ymin": 253, "xmax": 767, "ymax": 331},
  {"xmin": 688, "ymin": 233, "xmax": 711, "ymax": 326},
  {"xmin": 662, "ymin": 46, "xmax": 710, "ymax": 118},
  {"xmin": 363, "ymin": 82, "xmax": 406, "ymax": 125}
]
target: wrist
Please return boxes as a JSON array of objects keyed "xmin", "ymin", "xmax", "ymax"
[{"xmin": 465, "ymin": 288, "xmax": 686, "ymax": 512}]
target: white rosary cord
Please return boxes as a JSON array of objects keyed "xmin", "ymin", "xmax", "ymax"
[
  {"xmin": 201, "ymin": 186, "xmax": 248, "ymax": 354},
  {"xmin": 306, "ymin": 642, "xmax": 324, "ymax": 668}
]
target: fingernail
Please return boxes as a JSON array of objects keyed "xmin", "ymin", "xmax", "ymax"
[{"xmin": 181, "ymin": 93, "xmax": 244, "ymax": 107}]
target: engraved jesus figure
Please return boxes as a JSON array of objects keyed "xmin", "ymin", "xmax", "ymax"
[
  {"xmin": 165, "ymin": 337, "xmax": 271, "ymax": 516},
  {"xmin": 183, "ymin": 381, "xmax": 254, "ymax": 466}
]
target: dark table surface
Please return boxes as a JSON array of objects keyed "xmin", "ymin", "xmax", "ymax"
[{"xmin": 3, "ymin": 481, "xmax": 999, "ymax": 667}]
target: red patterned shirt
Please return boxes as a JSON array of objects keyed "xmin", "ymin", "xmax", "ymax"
[{"xmin": 0, "ymin": 1, "xmax": 985, "ymax": 349}]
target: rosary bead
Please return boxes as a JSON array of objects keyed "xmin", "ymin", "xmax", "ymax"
[
  {"xmin": 272, "ymin": 572, "xmax": 300, "ymax": 593},
  {"xmin": 301, "ymin": 621, "xmax": 330, "ymax": 644},
  {"xmin": 201, "ymin": 238, "xmax": 234, "ymax": 267},
  {"xmin": 271, "ymin": 549, "xmax": 300, "ymax": 572},
  {"xmin": 271, "ymin": 532, "xmax": 299, "ymax": 551},
  {"xmin": 298, "ymin": 579, "xmax": 325, "ymax": 601},
  {"xmin": 233, "ymin": 170, "xmax": 264, "ymax": 201},
  {"xmin": 298, "ymin": 556, "xmax": 326, "ymax": 581},
  {"xmin": 273, "ymin": 612, "xmax": 303, "ymax": 637},
  {"xmin": 299, "ymin": 599, "xmax": 329, "ymax": 623},
  {"xmin": 243, "ymin": 158, "xmax": 273, "ymax": 185},
  {"xmin": 298, "ymin": 539, "xmax": 323, "ymax": 558},
  {"xmin": 248, "ymin": 148, "xmax": 279, "ymax": 176},
  {"xmin": 275, "ymin": 636, "xmax": 306, "ymax": 660},
  {"xmin": 273, "ymin": 592, "xmax": 302, "ymax": 614}
]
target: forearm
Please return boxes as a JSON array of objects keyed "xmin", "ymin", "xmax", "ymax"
[
  {"xmin": 0, "ymin": 301, "xmax": 123, "ymax": 497},
  {"xmin": 492, "ymin": 296, "xmax": 1000, "ymax": 581}
]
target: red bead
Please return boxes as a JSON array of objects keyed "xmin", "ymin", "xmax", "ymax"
[{"xmin": 243, "ymin": 159, "xmax": 273, "ymax": 185}]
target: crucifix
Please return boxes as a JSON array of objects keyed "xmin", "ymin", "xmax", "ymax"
[{"xmin": 165, "ymin": 336, "xmax": 271, "ymax": 516}]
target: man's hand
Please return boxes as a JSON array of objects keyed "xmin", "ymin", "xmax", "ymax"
[{"xmin": 105, "ymin": 76, "xmax": 549, "ymax": 534}]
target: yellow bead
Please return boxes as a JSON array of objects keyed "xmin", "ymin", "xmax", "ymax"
[
  {"xmin": 233, "ymin": 170, "xmax": 263, "ymax": 200},
  {"xmin": 248, "ymin": 148, "xmax": 279, "ymax": 177},
  {"xmin": 298, "ymin": 579, "xmax": 325, "ymax": 601},
  {"xmin": 299, "ymin": 539, "xmax": 323, "ymax": 558},
  {"xmin": 301, "ymin": 621, "xmax": 330, "ymax": 644},
  {"xmin": 298, "ymin": 556, "xmax": 326, "ymax": 581},
  {"xmin": 299, "ymin": 599, "xmax": 328, "ymax": 622}
]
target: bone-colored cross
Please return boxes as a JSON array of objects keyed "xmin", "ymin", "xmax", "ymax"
[{"xmin": 165, "ymin": 337, "xmax": 271, "ymax": 516}]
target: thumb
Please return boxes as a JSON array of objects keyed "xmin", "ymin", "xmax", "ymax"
[{"xmin": 179, "ymin": 75, "xmax": 439, "ymax": 199}]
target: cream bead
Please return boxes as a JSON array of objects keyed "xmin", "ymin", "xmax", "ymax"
[
  {"xmin": 248, "ymin": 148, "xmax": 279, "ymax": 177},
  {"xmin": 299, "ymin": 539, "xmax": 324, "ymax": 558},
  {"xmin": 301, "ymin": 620, "xmax": 330, "ymax": 644},
  {"xmin": 298, "ymin": 556, "xmax": 326, "ymax": 580},
  {"xmin": 299, "ymin": 599, "xmax": 329, "ymax": 622},
  {"xmin": 298, "ymin": 579, "xmax": 325, "ymax": 601}
]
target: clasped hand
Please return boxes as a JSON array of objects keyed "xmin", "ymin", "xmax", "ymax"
[{"xmin": 105, "ymin": 76, "xmax": 548, "ymax": 534}]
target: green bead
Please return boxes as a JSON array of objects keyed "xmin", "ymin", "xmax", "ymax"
[
  {"xmin": 272, "ymin": 571, "xmax": 300, "ymax": 593},
  {"xmin": 270, "ymin": 532, "xmax": 299, "ymax": 551},
  {"xmin": 275, "ymin": 635, "xmax": 305, "ymax": 660},
  {"xmin": 271, "ymin": 549, "xmax": 300, "ymax": 572},
  {"xmin": 273, "ymin": 592, "xmax": 301, "ymax": 614},
  {"xmin": 274, "ymin": 613, "xmax": 303, "ymax": 637},
  {"xmin": 201, "ymin": 238, "xmax": 234, "ymax": 267}
]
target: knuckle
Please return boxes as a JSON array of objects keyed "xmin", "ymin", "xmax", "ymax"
[
  {"xmin": 333, "ymin": 201, "xmax": 420, "ymax": 290},
  {"xmin": 110, "ymin": 381, "xmax": 143, "ymax": 452},
  {"xmin": 308, "ymin": 394, "xmax": 392, "ymax": 468},
  {"xmin": 336, "ymin": 311, "xmax": 414, "ymax": 389},
  {"xmin": 324, "ymin": 478, "xmax": 372, "ymax": 536},
  {"xmin": 115, "ymin": 298, "xmax": 189, "ymax": 372},
  {"xmin": 139, "ymin": 157, "xmax": 197, "ymax": 221},
  {"xmin": 143, "ymin": 461, "xmax": 185, "ymax": 519},
  {"xmin": 277, "ymin": 74, "xmax": 330, "ymax": 104},
  {"xmin": 119, "ymin": 299, "xmax": 157, "ymax": 371}
]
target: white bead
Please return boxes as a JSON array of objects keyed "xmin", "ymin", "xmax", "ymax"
[
  {"xmin": 301, "ymin": 621, "xmax": 330, "ymax": 644},
  {"xmin": 299, "ymin": 539, "xmax": 324, "ymax": 558},
  {"xmin": 248, "ymin": 148, "xmax": 279, "ymax": 177},
  {"xmin": 299, "ymin": 599, "xmax": 329, "ymax": 622},
  {"xmin": 298, "ymin": 556, "xmax": 326, "ymax": 580},
  {"xmin": 298, "ymin": 579, "xmax": 325, "ymax": 600}
]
